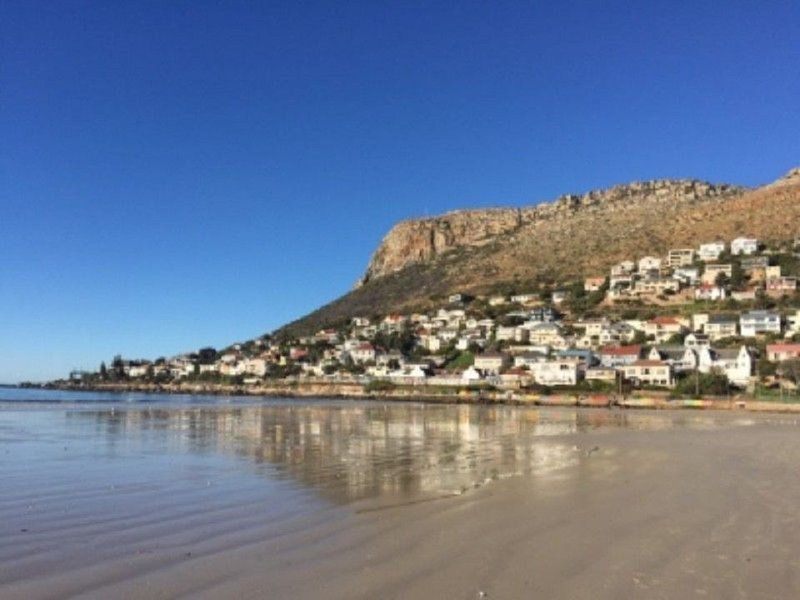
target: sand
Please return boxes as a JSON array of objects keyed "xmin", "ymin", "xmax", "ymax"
[{"xmin": 2, "ymin": 400, "xmax": 800, "ymax": 599}]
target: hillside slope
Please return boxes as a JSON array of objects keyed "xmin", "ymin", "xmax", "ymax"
[{"xmin": 276, "ymin": 168, "xmax": 800, "ymax": 338}]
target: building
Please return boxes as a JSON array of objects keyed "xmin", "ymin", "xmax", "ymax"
[
  {"xmin": 621, "ymin": 360, "xmax": 673, "ymax": 387},
  {"xmin": 473, "ymin": 352, "xmax": 510, "ymax": 375},
  {"xmin": 584, "ymin": 276, "xmax": 605, "ymax": 292},
  {"xmin": 698, "ymin": 242, "xmax": 725, "ymax": 261},
  {"xmin": 644, "ymin": 317, "xmax": 686, "ymax": 343},
  {"xmin": 766, "ymin": 344, "xmax": 800, "ymax": 362},
  {"xmin": 638, "ymin": 256, "xmax": 662, "ymax": 273},
  {"xmin": 667, "ymin": 248, "xmax": 695, "ymax": 267},
  {"xmin": 697, "ymin": 346, "xmax": 753, "ymax": 387},
  {"xmin": 530, "ymin": 360, "xmax": 579, "ymax": 386},
  {"xmin": 704, "ymin": 315, "xmax": 738, "ymax": 340},
  {"xmin": 599, "ymin": 345, "xmax": 642, "ymax": 368},
  {"xmin": 694, "ymin": 285, "xmax": 727, "ymax": 301},
  {"xmin": 766, "ymin": 277, "xmax": 797, "ymax": 297},
  {"xmin": 731, "ymin": 237, "xmax": 759, "ymax": 255},
  {"xmin": 701, "ymin": 263, "xmax": 732, "ymax": 285},
  {"xmin": 673, "ymin": 267, "xmax": 700, "ymax": 285},
  {"xmin": 739, "ymin": 310, "xmax": 781, "ymax": 337}
]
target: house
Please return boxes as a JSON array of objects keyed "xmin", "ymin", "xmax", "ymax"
[
  {"xmin": 694, "ymin": 285, "xmax": 727, "ymax": 301},
  {"xmin": 740, "ymin": 310, "xmax": 781, "ymax": 337},
  {"xmin": 557, "ymin": 348, "xmax": 596, "ymax": 367},
  {"xmin": 513, "ymin": 352, "xmax": 548, "ymax": 368},
  {"xmin": 731, "ymin": 237, "xmax": 759, "ymax": 256},
  {"xmin": 698, "ymin": 242, "xmax": 726, "ymax": 261},
  {"xmin": 667, "ymin": 248, "xmax": 695, "ymax": 267},
  {"xmin": 644, "ymin": 316, "xmax": 686, "ymax": 343},
  {"xmin": 731, "ymin": 288, "xmax": 758, "ymax": 302},
  {"xmin": 526, "ymin": 322, "xmax": 565, "ymax": 346},
  {"xmin": 673, "ymin": 267, "xmax": 700, "ymax": 285},
  {"xmin": 584, "ymin": 276, "xmax": 606, "ymax": 292},
  {"xmin": 495, "ymin": 326, "xmax": 530, "ymax": 343},
  {"xmin": 584, "ymin": 367, "xmax": 617, "ymax": 383},
  {"xmin": 766, "ymin": 277, "xmax": 797, "ymax": 297},
  {"xmin": 701, "ymin": 264, "xmax": 733, "ymax": 285},
  {"xmin": 621, "ymin": 360, "xmax": 674, "ymax": 388},
  {"xmin": 473, "ymin": 352, "xmax": 510, "ymax": 375},
  {"xmin": 638, "ymin": 256, "xmax": 662, "ymax": 273},
  {"xmin": 785, "ymin": 310, "xmax": 800, "ymax": 337},
  {"xmin": 488, "ymin": 295, "xmax": 508, "ymax": 306},
  {"xmin": 448, "ymin": 293, "xmax": 468, "ymax": 304},
  {"xmin": 647, "ymin": 346, "xmax": 697, "ymax": 372},
  {"xmin": 510, "ymin": 293, "xmax": 539, "ymax": 305},
  {"xmin": 766, "ymin": 344, "xmax": 800, "ymax": 362},
  {"xmin": 633, "ymin": 278, "xmax": 680, "ymax": 296},
  {"xmin": 684, "ymin": 332, "xmax": 711, "ymax": 349},
  {"xmin": 461, "ymin": 366, "xmax": 484, "ymax": 382},
  {"xmin": 741, "ymin": 256, "xmax": 769, "ymax": 272},
  {"xmin": 551, "ymin": 290, "xmax": 567, "ymax": 305},
  {"xmin": 599, "ymin": 345, "xmax": 642, "ymax": 368},
  {"xmin": 611, "ymin": 260, "xmax": 635, "ymax": 276},
  {"xmin": 530, "ymin": 360, "xmax": 580, "ymax": 386},
  {"xmin": 697, "ymin": 346, "xmax": 753, "ymax": 387},
  {"xmin": 349, "ymin": 342, "xmax": 377, "ymax": 363},
  {"xmin": 704, "ymin": 315, "xmax": 738, "ymax": 340}
]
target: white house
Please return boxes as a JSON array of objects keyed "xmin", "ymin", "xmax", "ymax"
[
  {"xmin": 638, "ymin": 256, "xmax": 662, "ymax": 273},
  {"xmin": 621, "ymin": 360, "xmax": 673, "ymax": 388},
  {"xmin": 731, "ymin": 237, "xmax": 758, "ymax": 256},
  {"xmin": 739, "ymin": 310, "xmax": 781, "ymax": 337},
  {"xmin": 697, "ymin": 346, "xmax": 753, "ymax": 387},
  {"xmin": 698, "ymin": 242, "xmax": 726, "ymax": 261},
  {"xmin": 704, "ymin": 315, "xmax": 738, "ymax": 340},
  {"xmin": 530, "ymin": 360, "xmax": 579, "ymax": 386},
  {"xmin": 694, "ymin": 285, "xmax": 727, "ymax": 301}
]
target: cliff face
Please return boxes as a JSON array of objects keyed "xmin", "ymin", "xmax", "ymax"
[
  {"xmin": 360, "ymin": 179, "xmax": 744, "ymax": 284},
  {"xmin": 277, "ymin": 167, "xmax": 800, "ymax": 338}
]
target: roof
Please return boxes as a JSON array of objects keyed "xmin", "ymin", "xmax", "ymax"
[
  {"xmin": 767, "ymin": 344, "xmax": 800, "ymax": 353},
  {"xmin": 648, "ymin": 316, "xmax": 681, "ymax": 326},
  {"xmin": 630, "ymin": 360, "xmax": 669, "ymax": 367},
  {"xmin": 601, "ymin": 345, "xmax": 641, "ymax": 356}
]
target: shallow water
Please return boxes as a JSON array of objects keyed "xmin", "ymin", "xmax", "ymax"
[{"xmin": 2, "ymin": 388, "xmax": 796, "ymax": 599}]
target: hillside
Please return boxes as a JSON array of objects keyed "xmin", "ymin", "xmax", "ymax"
[{"xmin": 276, "ymin": 168, "xmax": 800, "ymax": 338}]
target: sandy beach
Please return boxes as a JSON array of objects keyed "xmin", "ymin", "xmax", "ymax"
[{"xmin": 2, "ymin": 391, "xmax": 799, "ymax": 599}]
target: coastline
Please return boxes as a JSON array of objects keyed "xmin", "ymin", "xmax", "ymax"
[{"xmin": 22, "ymin": 380, "xmax": 800, "ymax": 414}]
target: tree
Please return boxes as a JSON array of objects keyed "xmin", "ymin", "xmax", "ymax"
[
  {"xmin": 99, "ymin": 361, "xmax": 108, "ymax": 380},
  {"xmin": 778, "ymin": 359, "xmax": 800, "ymax": 387}
]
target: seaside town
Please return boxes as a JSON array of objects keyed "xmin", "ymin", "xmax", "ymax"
[{"xmin": 62, "ymin": 236, "xmax": 800, "ymax": 400}]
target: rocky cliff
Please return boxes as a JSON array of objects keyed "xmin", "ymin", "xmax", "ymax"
[
  {"xmin": 360, "ymin": 179, "xmax": 744, "ymax": 284},
  {"xmin": 277, "ymin": 167, "xmax": 800, "ymax": 338}
]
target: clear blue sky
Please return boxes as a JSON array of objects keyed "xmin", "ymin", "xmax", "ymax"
[{"xmin": 2, "ymin": 1, "xmax": 798, "ymax": 382}]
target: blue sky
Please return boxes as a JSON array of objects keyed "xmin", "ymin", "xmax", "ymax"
[{"xmin": 2, "ymin": 1, "xmax": 799, "ymax": 382}]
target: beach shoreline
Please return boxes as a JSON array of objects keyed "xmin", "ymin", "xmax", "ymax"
[{"xmin": 23, "ymin": 379, "xmax": 800, "ymax": 414}]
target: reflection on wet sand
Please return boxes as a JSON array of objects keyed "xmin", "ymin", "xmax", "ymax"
[{"xmin": 66, "ymin": 403, "xmax": 754, "ymax": 504}]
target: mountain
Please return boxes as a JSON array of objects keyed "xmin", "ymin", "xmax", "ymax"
[{"xmin": 276, "ymin": 167, "xmax": 800, "ymax": 338}]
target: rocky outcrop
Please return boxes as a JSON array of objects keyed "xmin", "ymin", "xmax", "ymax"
[{"xmin": 360, "ymin": 178, "xmax": 744, "ymax": 284}]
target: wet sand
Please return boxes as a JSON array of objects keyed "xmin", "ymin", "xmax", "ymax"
[{"xmin": 2, "ymin": 395, "xmax": 800, "ymax": 599}]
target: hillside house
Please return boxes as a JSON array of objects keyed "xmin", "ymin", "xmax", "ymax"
[
  {"xmin": 766, "ymin": 344, "xmax": 800, "ymax": 362},
  {"xmin": 697, "ymin": 346, "xmax": 753, "ymax": 387},
  {"xmin": 731, "ymin": 237, "xmax": 759, "ymax": 255},
  {"xmin": 667, "ymin": 248, "xmax": 695, "ymax": 267},
  {"xmin": 473, "ymin": 352, "xmax": 510, "ymax": 375},
  {"xmin": 766, "ymin": 277, "xmax": 797, "ymax": 297},
  {"xmin": 740, "ymin": 310, "xmax": 781, "ymax": 337},
  {"xmin": 701, "ymin": 263, "xmax": 733, "ymax": 285},
  {"xmin": 638, "ymin": 256, "xmax": 662, "ymax": 273},
  {"xmin": 698, "ymin": 242, "xmax": 725, "ymax": 261},
  {"xmin": 530, "ymin": 360, "xmax": 580, "ymax": 386},
  {"xmin": 644, "ymin": 317, "xmax": 686, "ymax": 343},
  {"xmin": 599, "ymin": 345, "xmax": 642, "ymax": 368},
  {"xmin": 704, "ymin": 315, "xmax": 738, "ymax": 340},
  {"xmin": 694, "ymin": 285, "xmax": 727, "ymax": 301},
  {"xmin": 621, "ymin": 360, "xmax": 674, "ymax": 388},
  {"xmin": 584, "ymin": 276, "xmax": 606, "ymax": 292}
]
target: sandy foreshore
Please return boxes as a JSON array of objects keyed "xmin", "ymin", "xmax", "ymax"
[{"xmin": 3, "ymin": 403, "xmax": 800, "ymax": 599}]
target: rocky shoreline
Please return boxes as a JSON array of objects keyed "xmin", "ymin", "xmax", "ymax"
[{"xmin": 24, "ymin": 381, "xmax": 800, "ymax": 413}]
